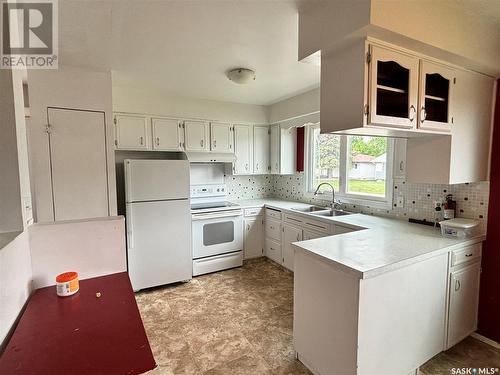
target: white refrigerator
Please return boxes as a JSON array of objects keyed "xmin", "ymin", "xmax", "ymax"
[{"xmin": 125, "ymin": 159, "xmax": 191, "ymax": 291}]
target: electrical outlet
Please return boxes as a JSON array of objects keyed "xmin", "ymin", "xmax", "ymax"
[
  {"xmin": 434, "ymin": 201, "xmax": 442, "ymax": 211},
  {"xmin": 396, "ymin": 196, "xmax": 405, "ymax": 208}
]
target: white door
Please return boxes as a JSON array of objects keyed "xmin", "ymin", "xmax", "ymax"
[
  {"xmin": 152, "ymin": 118, "xmax": 182, "ymax": 151},
  {"xmin": 447, "ymin": 262, "xmax": 481, "ymax": 347},
  {"xmin": 124, "ymin": 159, "xmax": 189, "ymax": 202},
  {"xmin": 234, "ymin": 125, "xmax": 252, "ymax": 175},
  {"xmin": 282, "ymin": 223, "xmax": 302, "ymax": 271},
  {"xmin": 244, "ymin": 217, "xmax": 263, "ymax": 259},
  {"xmin": 48, "ymin": 108, "xmax": 109, "ymax": 221},
  {"xmin": 270, "ymin": 125, "xmax": 280, "ymax": 174},
  {"xmin": 115, "ymin": 114, "xmax": 150, "ymax": 150},
  {"xmin": 211, "ymin": 122, "xmax": 233, "ymax": 153},
  {"xmin": 418, "ymin": 60, "xmax": 455, "ymax": 132},
  {"xmin": 184, "ymin": 120, "xmax": 209, "ymax": 151},
  {"xmin": 369, "ymin": 45, "xmax": 419, "ymax": 129},
  {"xmin": 253, "ymin": 126, "xmax": 270, "ymax": 174},
  {"xmin": 126, "ymin": 199, "xmax": 191, "ymax": 291}
]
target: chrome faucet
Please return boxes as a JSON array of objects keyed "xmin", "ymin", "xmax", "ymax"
[{"xmin": 314, "ymin": 182, "xmax": 338, "ymax": 210}]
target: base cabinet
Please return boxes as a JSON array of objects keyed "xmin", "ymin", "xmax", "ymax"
[
  {"xmin": 282, "ymin": 223, "xmax": 302, "ymax": 271},
  {"xmin": 244, "ymin": 217, "xmax": 263, "ymax": 259}
]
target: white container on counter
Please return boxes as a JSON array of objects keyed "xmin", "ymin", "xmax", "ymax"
[{"xmin": 440, "ymin": 219, "xmax": 479, "ymax": 239}]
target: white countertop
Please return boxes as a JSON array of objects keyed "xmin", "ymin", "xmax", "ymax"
[{"xmin": 231, "ymin": 198, "xmax": 485, "ymax": 279}]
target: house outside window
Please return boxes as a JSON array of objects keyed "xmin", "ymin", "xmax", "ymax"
[{"xmin": 306, "ymin": 124, "xmax": 393, "ymax": 207}]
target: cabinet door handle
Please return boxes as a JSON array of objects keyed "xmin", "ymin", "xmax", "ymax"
[
  {"xmin": 409, "ymin": 105, "xmax": 416, "ymax": 122},
  {"xmin": 200, "ymin": 139, "xmax": 204, "ymax": 147},
  {"xmin": 247, "ymin": 224, "xmax": 250, "ymax": 231},
  {"xmin": 245, "ymin": 163, "xmax": 249, "ymax": 171},
  {"xmin": 296, "ymin": 233, "xmax": 300, "ymax": 241},
  {"xmin": 455, "ymin": 280, "xmax": 461, "ymax": 291},
  {"xmin": 156, "ymin": 137, "xmax": 160, "ymax": 146},
  {"xmin": 420, "ymin": 107, "xmax": 427, "ymax": 123},
  {"xmin": 139, "ymin": 136, "xmax": 144, "ymax": 145},
  {"xmin": 465, "ymin": 253, "xmax": 473, "ymax": 257},
  {"xmin": 256, "ymin": 163, "xmax": 259, "ymax": 171},
  {"xmin": 213, "ymin": 140, "xmax": 216, "ymax": 148},
  {"xmin": 400, "ymin": 161, "xmax": 404, "ymax": 172}
]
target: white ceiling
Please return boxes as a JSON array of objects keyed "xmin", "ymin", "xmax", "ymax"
[{"xmin": 57, "ymin": 0, "xmax": 320, "ymax": 106}]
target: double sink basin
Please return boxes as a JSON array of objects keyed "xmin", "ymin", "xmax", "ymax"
[{"xmin": 291, "ymin": 205, "xmax": 352, "ymax": 217}]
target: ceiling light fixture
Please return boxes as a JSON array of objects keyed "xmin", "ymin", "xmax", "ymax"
[{"xmin": 226, "ymin": 68, "xmax": 256, "ymax": 84}]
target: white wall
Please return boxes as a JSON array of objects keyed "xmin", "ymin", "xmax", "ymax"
[
  {"xmin": 29, "ymin": 216, "xmax": 126, "ymax": 289},
  {"xmin": 267, "ymin": 88, "xmax": 319, "ymax": 124},
  {"xmin": 112, "ymin": 84, "xmax": 268, "ymax": 124},
  {"xmin": 27, "ymin": 65, "xmax": 117, "ymax": 222},
  {"xmin": 0, "ymin": 231, "xmax": 32, "ymax": 345},
  {"xmin": 0, "ymin": 69, "xmax": 23, "ymax": 233}
]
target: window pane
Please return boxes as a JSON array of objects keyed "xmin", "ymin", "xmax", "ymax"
[
  {"xmin": 313, "ymin": 130, "xmax": 340, "ymax": 193},
  {"xmin": 347, "ymin": 136, "xmax": 387, "ymax": 197}
]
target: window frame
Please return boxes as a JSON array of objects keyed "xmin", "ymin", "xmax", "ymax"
[{"xmin": 305, "ymin": 124, "xmax": 394, "ymax": 209}]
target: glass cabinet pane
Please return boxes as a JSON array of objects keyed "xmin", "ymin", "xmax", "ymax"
[
  {"xmin": 424, "ymin": 73, "xmax": 449, "ymax": 123},
  {"xmin": 376, "ymin": 61, "xmax": 409, "ymax": 118}
]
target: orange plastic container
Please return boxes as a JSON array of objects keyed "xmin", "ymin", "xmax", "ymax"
[{"xmin": 56, "ymin": 272, "xmax": 79, "ymax": 297}]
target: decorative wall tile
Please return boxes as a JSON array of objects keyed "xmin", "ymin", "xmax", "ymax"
[{"xmin": 224, "ymin": 172, "xmax": 490, "ymax": 231}]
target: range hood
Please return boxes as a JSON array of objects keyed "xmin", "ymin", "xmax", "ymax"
[{"xmin": 185, "ymin": 152, "xmax": 236, "ymax": 163}]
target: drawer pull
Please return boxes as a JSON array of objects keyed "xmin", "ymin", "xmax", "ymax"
[
  {"xmin": 465, "ymin": 253, "xmax": 473, "ymax": 257},
  {"xmin": 455, "ymin": 280, "xmax": 461, "ymax": 291}
]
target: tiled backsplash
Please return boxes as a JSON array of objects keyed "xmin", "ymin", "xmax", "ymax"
[{"xmin": 225, "ymin": 172, "xmax": 490, "ymax": 230}]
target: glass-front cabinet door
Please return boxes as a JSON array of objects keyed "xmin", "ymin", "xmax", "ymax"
[
  {"xmin": 369, "ymin": 45, "xmax": 419, "ymax": 129},
  {"xmin": 418, "ymin": 60, "xmax": 455, "ymax": 132}
]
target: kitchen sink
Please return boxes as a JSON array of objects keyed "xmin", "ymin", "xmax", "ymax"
[
  {"xmin": 291, "ymin": 205, "xmax": 329, "ymax": 213},
  {"xmin": 311, "ymin": 209, "xmax": 352, "ymax": 217}
]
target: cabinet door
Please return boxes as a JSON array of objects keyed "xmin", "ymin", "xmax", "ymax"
[
  {"xmin": 184, "ymin": 120, "xmax": 209, "ymax": 151},
  {"xmin": 265, "ymin": 238, "xmax": 282, "ymax": 264},
  {"xmin": 393, "ymin": 138, "xmax": 407, "ymax": 179},
  {"xmin": 279, "ymin": 127, "xmax": 296, "ymax": 174},
  {"xmin": 418, "ymin": 60, "xmax": 455, "ymax": 132},
  {"xmin": 244, "ymin": 217, "xmax": 263, "ymax": 259},
  {"xmin": 270, "ymin": 125, "xmax": 280, "ymax": 173},
  {"xmin": 152, "ymin": 118, "xmax": 182, "ymax": 151},
  {"xmin": 211, "ymin": 122, "xmax": 233, "ymax": 153},
  {"xmin": 369, "ymin": 45, "xmax": 419, "ymax": 129},
  {"xmin": 282, "ymin": 224, "xmax": 302, "ymax": 271},
  {"xmin": 253, "ymin": 126, "xmax": 270, "ymax": 174},
  {"xmin": 234, "ymin": 125, "xmax": 253, "ymax": 175},
  {"xmin": 447, "ymin": 262, "xmax": 481, "ymax": 348},
  {"xmin": 115, "ymin": 114, "xmax": 150, "ymax": 150}
]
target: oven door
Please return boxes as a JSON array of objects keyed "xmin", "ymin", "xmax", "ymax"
[{"xmin": 192, "ymin": 210, "xmax": 243, "ymax": 259}]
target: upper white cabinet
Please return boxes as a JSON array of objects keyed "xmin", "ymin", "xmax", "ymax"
[
  {"xmin": 210, "ymin": 122, "xmax": 233, "ymax": 153},
  {"xmin": 233, "ymin": 125, "xmax": 253, "ymax": 175},
  {"xmin": 270, "ymin": 125, "xmax": 296, "ymax": 175},
  {"xmin": 184, "ymin": 120, "xmax": 209, "ymax": 151},
  {"xmin": 253, "ymin": 126, "xmax": 270, "ymax": 174},
  {"xmin": 369, "ymin": 46, "xmax": 419, "ymax": 129},
  {"xmin": 151, "ymin": 117, "xmax": 183, "ymax": 151},
  {"xmin": 114, "ymin": 114, "xmax": 150, "ymax": 150},
  {"xmin": 418, "ymin": 61, "xmax": 455, "ymax": 132}
]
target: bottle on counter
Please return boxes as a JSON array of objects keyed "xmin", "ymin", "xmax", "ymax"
[{"xmin": 443, "ymin": 194, "xmax": 456, "ymax": 220}]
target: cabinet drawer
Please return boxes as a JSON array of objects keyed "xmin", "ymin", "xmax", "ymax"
[
  {"xmin": 451, "ymin": 243, "xmax": 481, "ymax": 267},
  {"xmin": 244, "ymin": 207, "xmax": 263, "ymax": 217},
  {"xmin": 265, "ymin": 218, "xmax": 281, "ymax": 242},
  {"xmin": 304, "ymin": 218, "xmax": 331, "ymax": 234},
  {"xmin": 284, "ymin": 213, "xmax": 304, "ymax": 226},
  {"xmin": 265, "ymin": 238, "xmax": 282, "ymax": 264},
  {"xmin": 333, "ymin": 225, "xmax": 353, "ymax": 235},
  {"xmin": 302, "ymin": 229, "xmax": 326, "ymax": 241},
  {"xmin": 266, "ymin": 208, "xmax": 282, "ymax": 220}
]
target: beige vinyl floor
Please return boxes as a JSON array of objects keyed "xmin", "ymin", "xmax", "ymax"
[{"xmin": 136, "ymin": 257, "xmax": 500, "ymax": 375}]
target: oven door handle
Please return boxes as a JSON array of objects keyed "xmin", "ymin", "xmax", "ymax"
[{"xmin": 192, "ymin": 210, "xmax": 243, "ymax": 221}]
